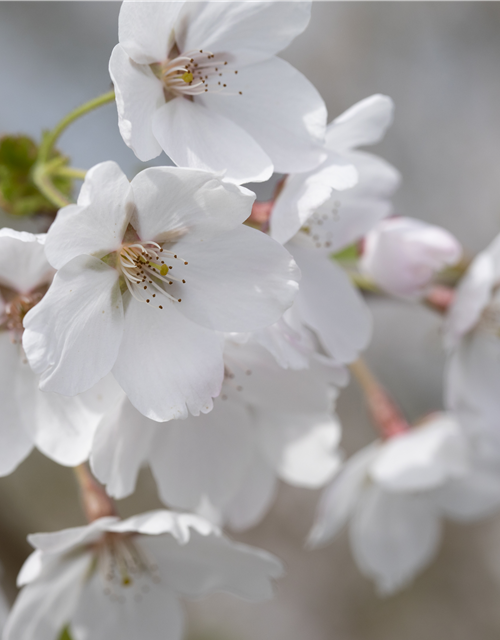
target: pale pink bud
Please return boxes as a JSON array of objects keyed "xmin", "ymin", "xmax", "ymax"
[{"xmin": 360, "ymin": 217, "xmax": 462, "ymax": 298}]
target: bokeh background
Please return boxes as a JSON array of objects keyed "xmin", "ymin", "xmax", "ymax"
[{"xmin": 2, "ymin": 3, "xmax": 500, "ymax": 639}]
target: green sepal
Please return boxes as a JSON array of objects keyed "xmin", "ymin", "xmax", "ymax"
[
  {"xmin": 58, "ymin": 626, "xmax": 73, "ymax": 640},
  {"xmin": 332, "ymin": 243, "xmax": 360, "ymax": 263},
  {"xmin": 0, "ymin": 135, "xmax": 73, "ymax": 216}
]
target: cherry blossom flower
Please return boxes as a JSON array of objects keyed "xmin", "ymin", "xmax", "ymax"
[
  {"xmin": 308, "ymin": 413, "xmax": 500, "ymax": 595},
  {"xmin": 270, "ymin": 94, "xmax": 400, "ymax": 246},
  {"xmin": 4, "ymin": 510, "xmax": 283, "ymax": 640},
  {"xmin": 254, "ymin": 95, "xmax": 400, "ymax": 370},
  {"xmin": 91, "ymin": 339, "xmax": 346, "ymax": 531},
  {"xmin": 22, "ymin": 162, "xmax": 299, "ymax": 421},
  {"xmin": 0, "ymin": 229, "xmax": 120, "ymax": 474},
  {"xmin": 109, "ymin": 1, "xmax": 327, "ymax": 183},
  {"xmin": 360, "ymin": 217, "xmax": 462, "ymax": 298}
]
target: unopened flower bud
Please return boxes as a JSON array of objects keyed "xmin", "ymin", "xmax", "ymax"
[{"xmin": 360, "ymin": 217, "xmax": 462, "ymax": 298}]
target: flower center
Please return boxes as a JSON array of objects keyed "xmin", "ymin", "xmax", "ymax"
[
  {"xmin": 301, "ymin": 200, "xmax": 343, "ymax": 250},
  {"xmin": 94, "ymin": 533, "xmax": 161, "ymax": 604},
  {"xmin": 1, "ymin": 291, "xmax": 44, "ymax": 342},
  {"xmin": 153, "ymin": 48, "xmax": 242, "ymax": 99},
  {"xmin": 118, "ymin": 241, "xmax": 187, "ymax": 309}
]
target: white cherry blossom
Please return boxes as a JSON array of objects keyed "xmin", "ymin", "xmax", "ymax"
[
  {"xmin": 270, "ymin": 94, "xmax": 400, "ymax": 246},
  {"xmin": 308, "ymin": 413, "xmax": 500, "ymax": 595},
  {"xmin": 360, "ymin": 217, "xmax": 462, "ymax": 298},
  {"xmin": 22, "ymin": 162, "xmax": 299, "ymax": 422},
  {"xmin": 4, "ymin": 510, "xmax": 283, "ymax": 640},
  {"xmin": 91, "ymin": 339, "xmax": 345, "ymax": 531},
  {"xmin": 257, "ymin": 95, "xmax": 400, "ymax": 370},
  {"xmin": 0, "ymin": 229, "xmax": 121, "ymax": 474},
  {"xmin": 109, "ymin": 0, "xmax": 327, "ymax": 183}
]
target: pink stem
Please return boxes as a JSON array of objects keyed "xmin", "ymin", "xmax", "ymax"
[{"xmin": 350, "ymin": 359, "xmax": 411, "ymax": 439}]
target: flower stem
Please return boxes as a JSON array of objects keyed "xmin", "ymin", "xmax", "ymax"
[
  {"xmin": 55, "ymin": 166, "xmax": 87, "ymax": 181},
  {"xmin": 349, "ymin": 272, "xmax": 380, "ymax": 293},
  {"xmin": 349, "ymin": 358, "xmax": 411, "ymax": 439},
  {"xmin": 37, "ymin": 90, "xmax": 115, "ymax": 165},
  {"xmin": 33, "ymin": 90, "xmax": 115, "ymax": 208},
  {"xmin": 73, "ymin": 463, "xmax": 117, "ymax": 523},
  {"xmin": 32, "ymin": 168, "xmax": 71, "ymax": 208},
  {"xmin": 423, "ymin": 285, "xmax": 455, "ymax": 314}
]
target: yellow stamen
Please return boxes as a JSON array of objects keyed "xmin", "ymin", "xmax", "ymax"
[{"xmin": 182, "ymin": 72, "xmax": 194, "ymax": 83}]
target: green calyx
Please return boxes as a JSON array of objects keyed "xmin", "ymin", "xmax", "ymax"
[{"xmin": 0, "ymin": 135, "xmax": 73, "ymax": 217}]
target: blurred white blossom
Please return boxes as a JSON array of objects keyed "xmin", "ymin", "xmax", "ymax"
[
  {"xmin": 260, "ymin": 95, "xmax": 400, "ymax": 369},
  {"xmin": 0, "ymin": 229, "xmax": 120, "ymax": 473},
  {"xmin": 91, "ymin": 339, "xmax": 345, "ymax": 531},
  {"xmin": 309, "ymin": 413, "xmax": 500, "ymax": 595},
  {"xmin": 4, "ymin": 510, "xmax": 283, "ymax": 640}
]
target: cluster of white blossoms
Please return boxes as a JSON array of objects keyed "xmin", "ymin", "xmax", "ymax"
[{"xmin": 1, "ymin": 1, "xmax": 500, "ymax": 638}]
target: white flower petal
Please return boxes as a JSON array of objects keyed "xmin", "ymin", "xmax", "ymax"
[
  {"xmin": 28, "ymin": 518, "xmax": 118, "ymax": 556},
  {"xmin": 370, "ymin": 414, "xmax": 469, "ymax": 492},
  {"xmin": 290, "ymin": 239, "xmax": 372, "ymax": 363},
  {"xmin": 112, "ymin": 296, "xmax": 224, "ymax": 421},
  {"xmin": 71, "ymin": 571, "xmax": 183, "ymax": 640},
  {"xmin": 23, "ymin": 255, "xmax": 124, "ymax": 395},
  {"xmin": 259, "ymin": 413, "xmax": 342, "ymax": 489},
  {"xmin": 223, "ymin": 340, "xmax": 340, "ymax": 413},
  {"xmin": 253, "ymin": 312, "xmax": 316, "ymax": 370},
  {"xmin": 444, "ymin": 252, "xmax": 497, "ymax": 348},
  {"xmin": 90, "ymin": 396, "xmax": 157, "ymax": 499},
  {"xmin": 308, "ymin": 443, "xmax": 378, "ymax": 547},
  {"xmin": 327, "ymin": 94, "xmax": 395, "ymax": 151},
  {"xmin": 17, "ymin": 550, "xmax": 43, "ymax": 587},
  {"xmin": 107, "ymin": 510, "xmax": 214, "ymax": 539},
  {"xmin": 435, "ymin": 459, "xmax": 500, "ymax": 521},
  {"xmin": 225, "ymin": 450, "xmax": 277, "ymax": 532},
  {"xmin": 446, "ymin": 330, "xmax": 500, "ymax": 444},
  {"xmin": 0, "ymin": 334, "xmax": 33, "ymax": 476},
  {"xmin": 45, "ymin": 162, "xmax": 133, "ymax": 269},
  {"xmin": 152, "ymin": 98, "xmax": 272, "ymax": 184},
  {"xmin": 119, "ymin": 1, "xmax": 181, "ymax": 64},
  {"xmin": 200, "ymin": 57, "xmax": 327, "ymax": 174},
  {"xmin": 173, "ymin": 226, "xmax": 300, "ymax": 332},
  {"xmin": 15, "ymin": 366, "xmax": 118, "ymax": 468},
  {"xmin": 178, "ymin": 2, "xmax": 311, "ymax": 65},
  {"xmin": 350, "ymin": 487, "xmax": 441, "ymax": 595},
  {"xmin": 0, "ymin": 230, "xmax": 53, "ymax": 294},
  {"xmin": 4, "ymin": 554, "xmax": 89, "ymax": 640},
  {"xmin": 270, "ymin": 155, "xmax": 358, "ymax": 245},
  {"xmin": 109, "ymin": 44, "xmax": 165, "ymax": 162},
  {"xmin": 130, "ymin": 166, "xmax": 254, "ymax": 242},
  {"xmin": 142, "ymin": 527, "xmax": 283, "ymax": 600},
  {"xmin": 149, "ymin": 397, "xmax": 255, "ymax": 512}
]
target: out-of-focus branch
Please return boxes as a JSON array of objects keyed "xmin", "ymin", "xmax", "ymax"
[
  {"xmin": 350, "ymin": 358, "xmax": 411, "ymax": 439},
  {"xmin": 73, "ymin": 464, "xmax": 117, "ymax": 523}
]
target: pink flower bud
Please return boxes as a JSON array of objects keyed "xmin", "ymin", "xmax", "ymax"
[{"xmin": 360, "ymin": 217, "xmax": 462, "ymax": 298}]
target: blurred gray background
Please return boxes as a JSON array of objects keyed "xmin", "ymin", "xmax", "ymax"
[{"xmin": 2, "ymin": 3, "xmax": 500, "ymax": 639}]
